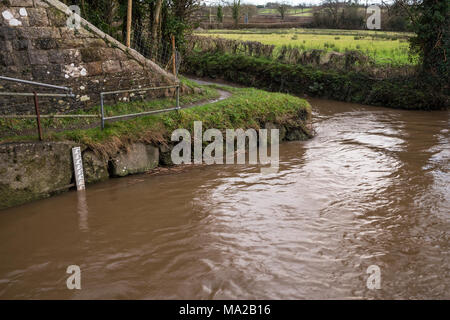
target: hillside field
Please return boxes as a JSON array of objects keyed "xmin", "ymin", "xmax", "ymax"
[{"xmin": 195, "ymin": 28, "xmax": 417, "ymax": 66}]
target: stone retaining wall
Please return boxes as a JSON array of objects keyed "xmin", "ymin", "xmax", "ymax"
[
  {"xmin": 0, "ymin": 122, "xmax": 308, "ymax": 210},
  {"xmin": 0, "ymin": 140, "xmax": 161, "ymax": 209},
  {"xmin": 0, "ymin": 0, "xmax": 179, "ymax": 115}
]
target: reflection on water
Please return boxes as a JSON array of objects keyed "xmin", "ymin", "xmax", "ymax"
[
  {"xmin": 0, "ymin": 99, "xmax": 448, "ymax": 299},
  {"xmin": 77, "ymin": 191, "xmax": 89, "ymax": 232}
]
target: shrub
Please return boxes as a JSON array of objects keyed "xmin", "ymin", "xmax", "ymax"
[{"xmin": 182, "ymin": 52, "xmax": 448, "ymax": 110}]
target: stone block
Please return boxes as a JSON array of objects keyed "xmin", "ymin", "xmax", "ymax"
[
  {"xmin": 111, "ymin": 143, "xmax": 159, "ymax": 177},
  {"xmin": 0, "ymin": 141, "xmax": 75, "ymax": 210},
  {"xmin": 31, "ymin": 64, "xmax": 63, "ymax": 80},
  {"xmin": 47, "ymin": 49, "xmax": 65, "ymax": 63},
  {"xmin": 56, "ymin": 38, "xmax": 84, "ymax": 49},
  {"xmin": 85, "ymin": 61, "xmax": 102, "ymax": 76},
  {"xmin": 6, "ymin": 0, "xmax": 33, "ymax": 6},
  {"xmin": 59, "ymin": 27, "xmax": 92, "ymax": 39},
  {"xmin": 34, "ymin": 0, "xmax": 50, "ymax": 8},
  {"xmin": 114, "ymin": 49, "xmax": 128, "ymax": 60},
  {"xmin": 12, "ymin": 38, "xmax": 30, "ymax": 50},
  {"xmin": 16, "ymin": 26, "xmax": 60, "ymax": 39},
  {"xmin": 1, "ymin": 40, "xmax": 13, "ymax": 52},
  {"xmin": 0, "ymin": 51, "xmax": 14, "ymax": 66},
  {"xmin": 83, "ymin": 38, "xmax": 107, "ymax": 48},
  {"xmin": 61, "ymin": 48, "xmax": 81, "ymax": 64},
  {"xmin": 100, "ymin": 47, "xmax": 117, "ymax": 60},
  {"xmin": 80, "ymin": 47, "xmax": 103, "ymax": 63},
  {"xmin": 28, "ymin": 49, "xmax": 48, "ymax": 64},
  {"xmin": 159, "ymin": 144, "xmax": 174, "ymax": 166},
  {"xmin": 82, "ymin": 150, "xmax": 109, "ymax": 184},
  {"xmin": 33, "ymin": 37, "xmax": 58, "ymax": 49},
  {"xmin": 46, "ymin": 6, "xmax": 67, "ymax": 27},
  {"xmin": 0, "ymin": 26, "xmax": 16, "ymax": 40},
  {"xmin": 102, "ymin": 59, "xmax": 121, "ymax": 73},
  {"xmin": 27, "ymin": 8, "xmax": 49, "ymax": 27},
  {"xmin": 121, "ymin": 59, "xmax": 143, "ymax": 72}
]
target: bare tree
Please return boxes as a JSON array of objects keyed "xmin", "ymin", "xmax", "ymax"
[
  {"xmin": 277, "ymin": 2, "xmax": 290, "ymax": 20},
  {"xmin": 230, "ymin": 0, "xmax": 241, "ymax": 27},
  {"xmin": 152, "ymin": 0, "xmax": 163, "ymax": 41},
  {"xmin": 321, "ymin": 0, "xmax": 342, "ymax": 27}
]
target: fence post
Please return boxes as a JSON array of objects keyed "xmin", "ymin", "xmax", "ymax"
[
  {"xmin": 33, "ymin": 91, "xmax": 43, "ymax": 141},
  {"xmin": 171, "ymin": 35, "xmax": 176, "ymax": 77},
  {"xmin": 100, "ymin": 93, "xmax": 105, "ymax": 130},
  {"xmin": 176, "ymin": 85, "xmax": 180, "ymax": 110},
  {"xmin": 126, "ymin": 0, "xmax": 132, "ymax": 48}
]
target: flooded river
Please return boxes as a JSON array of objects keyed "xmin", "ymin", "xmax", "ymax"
[{"xmin": 0, "ymin": 98, "xmax": 448, "ymax": 299}]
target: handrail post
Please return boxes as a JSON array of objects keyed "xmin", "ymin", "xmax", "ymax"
[
  {"xmin": 33, "ymin": 92, "xmax": 43, "ymax": 141},
  {"xmin": 100, "ymin": 93, "xmax": 105, "ymax": 130},
  {"xmin": 176, "ymin": 85, "xmax": 180, "ymax": 110}
]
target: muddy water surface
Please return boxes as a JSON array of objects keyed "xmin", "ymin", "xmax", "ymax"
[{"xmin": 0, "ymin": 98, "xmax": 449, "ymax": 299}]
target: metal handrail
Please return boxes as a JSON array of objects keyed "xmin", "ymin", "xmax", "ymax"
[
  {"xmin": 1, "ymin": 76, "xmax": 182, "ymax": 136},
  {"xmin": 0, "ymin": 92, "xmax": 74, "ymax": 97},
  {"xmin": 0, "ymin": 76, "xmax": 77, "ymax": 140},
  {"xmin": 0, "ymin": 75, "xmax": 74, "ymax": 96},
  {"xmin": 100, "ymin": 84, "xmax": 180, "ymax": 129},
  {"xmin": 1, "ymin": 114, "xmax": 100, "ymax": 119}
]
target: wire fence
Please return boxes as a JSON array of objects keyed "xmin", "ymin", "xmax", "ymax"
[{"xmin": 62, "ymin": 0, "xmax": 181, "ymax": 76}]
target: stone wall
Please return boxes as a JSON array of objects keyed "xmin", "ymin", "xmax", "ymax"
[
  {"xmin": 0, "ymin": 0, "xmax": 179, "ymax": 115},
  {"xmin": 0, "ymin": 141, "xmax": 161, "ymax": 210},
  {"xmin": 0, "ymin": 120, "xmax": 310, "ymax": 210}
]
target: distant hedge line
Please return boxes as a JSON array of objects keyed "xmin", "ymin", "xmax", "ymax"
[{"xmin": 183, "ymin": 52, "xmax": 449, "ymax": 110}]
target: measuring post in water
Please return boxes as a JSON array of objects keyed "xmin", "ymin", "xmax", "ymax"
[{"xmin": 72, "ymin": 147, "xmax": 85, "ymax": 191}]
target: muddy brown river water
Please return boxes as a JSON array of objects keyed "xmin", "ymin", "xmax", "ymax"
[{"xmin": 0, "ymin": 98, "xmax": 448, "ymax": 299}]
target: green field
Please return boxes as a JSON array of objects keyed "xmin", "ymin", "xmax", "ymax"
[
  {"xmin": 196, "ymin": 28, "xmax": 416, "ymax": 66},
  {"xmin": 257, "ymin": 7, "xmax": 313, "ymax": 17}
]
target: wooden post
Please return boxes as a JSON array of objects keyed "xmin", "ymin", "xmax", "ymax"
[
  {"xmin": 171, "ymin": 35, "xmax": 176, "ymax": 77},
  {"xmin": 126, "ymin": 0, "xmax": 132, "ymax": 47}
]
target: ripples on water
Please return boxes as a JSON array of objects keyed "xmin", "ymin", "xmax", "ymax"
[{"xmin": 0, "ymin": 99, "xmax": 448, "ymax": 299}]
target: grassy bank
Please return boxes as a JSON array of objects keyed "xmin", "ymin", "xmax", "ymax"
[
  {"xmin": 183, "ymin": 52, "xmax": 448, "ymax": 110},
  {"xmin": 1, "ymin": 84, "xmax": 312, "ymax": 156},
  {"xmin": 195, "ymin": 28, "xmax": 415, "ymax": 66}
]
